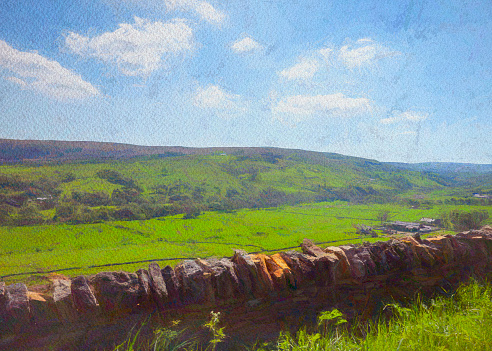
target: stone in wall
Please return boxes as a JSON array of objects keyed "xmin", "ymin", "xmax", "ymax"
[
  {"xmin": 264, "ymin": 254, "xmax": 295, "ymax": 291},
  {"xmin": 136, "ymin": 269, "xmax": 151, "ymax": 308},
  {"xmin": 301, "ymin": 239, "xmax": 339, "ymax": 286},
  {"xmin": 71, "ymin": 276, "xmax": 99, "ymax": 315},
  {"xmin": 148, "ymin": 263, "xmax": 169, "ymax": 311},
  {"xmin": 91, "ymin": 271, "xmax": 146, "ymax": 316},
  {"xmin": 4, "ymin": 283, "xmax": 30, "ymax": 331},
  {"xmin": 161, "ymin": 265, "xmax": 181, "ymax": 307},
  {"xmin": 28, "ymin": 291, "xmax": 58, "ymax": 327},
  {"xmin": 231, "ymin": 250, "xmax": 256, "ymax": 297},
  {"xmin": 175, "ymin": 260, "xmax": 213, "ymax": 305},
  {"xmin": 250, "ymin": 254, "xmax": 275, "ymax": 294},
  {"xmin": 196, "ymin": 258, "xmax": 240, "ymax": 302},
  {"xmin": 53, "ymin": 279, "xmax": 77, "ymax": 323},
  {"xmin": 279, "ymin": 250, "xmax": 316, "ymax": 287}
]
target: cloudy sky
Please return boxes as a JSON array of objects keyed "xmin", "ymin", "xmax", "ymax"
[{"xmin": 0, "ymin": 0, "xmax": 491, "ymax": 163}]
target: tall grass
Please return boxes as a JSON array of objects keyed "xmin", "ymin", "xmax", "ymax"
[
  {"xmin": 112, "ymin": 280, "xmax": 492, "ymax": 351},
  {"xmin": 255, "ymin": 280, "xmax": 492, "ymax": 350}
]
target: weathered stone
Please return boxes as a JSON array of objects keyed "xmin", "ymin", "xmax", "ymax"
[
  {"xmin": 380, "ymin": 242, "xmax": 404, "ymax": 273},
  {"xmin": 53, "ymin": 279, "xmax": 77, "ymax": 322},
  {"xmin": 302, "ymin": 239, "xmax": 341, "ymax": 285},
  {"xmin": 219, "ymin": 258, "xmax": 241, "ymax": 296},
  {"xmin": 136, "ymin": 269, "xmax": 152, "ymax": 307},
  {"xmin": 461, "ymin": 236, "xmax": 489, "ymax": 265},
  {"xmin": 425, "ymin": 236, "xmax": 455, "ymax": 264},
  {"xmin": 71, "ymin": 276, "xmax": 99, "ymax": 314},
  {"xmin": 0, "ymin": 282, "xmax": 5, "ymax": 327},
  {"xmin": 5, "ymin": 283, "xmax": 30, "ymax": 329},
  {"xmin": 148, "ymin": 263, "xmax": 168, "ymax": 310},
  {"xmin": 390, "ymin": 240, "xmax": 420, "ymax": 270},
  {"xmin": 175, "ymin": 260, "xmax": 212, "ymax": 305},
  {"xmin": 401, "ymin": 236, "xmax": 437, "ymax": 268},
  {"xmin": 301, "ymin": 239, "xmax": 325, "ymax": 257},
  {"xmin": 264, "ymin": 254, "xmax": 295, "ymax": 290},
  {"xmin": 0, "ymin": 282, "xmax": 5, "ymax": 305},
  {"xmin": 232, "ymin": 250, "xmax": 257, "ymax": 297},
  {"xmin": 279, "ymin": 250, "xmax": 316, "ymax": 287},
  {"xmin": 196, "ymin": 258, "xmax": 240, "ymax": 301},
  {"xmin": 161, "ymin": 266, "xmax": 181, "ymax": 307},
  {"xmin": 28, "ymin": 292, "xmax": 57, "ymax": 326},
  {"xmin": 323, "ymin": 246, "xmax": 351, "ymax": 281},
  {"xmin": 340, "ymin": 246, "xmax": 367, "ymax": 280},
  {"xmin": 355, "ymin": 246, "xmax": 377, "ymax": 275},
  {"xmin": 91, "ymin": 271, "xmax": 145, "ymax": 314},
  {"xmin": 250, "ymin": 254, "xmax": 275, "ymax": 294}
]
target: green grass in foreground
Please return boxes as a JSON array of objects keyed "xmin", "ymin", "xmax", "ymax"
[{"xmin": 114, "ymin": 280, "xmax": 492, "ymax": 351}]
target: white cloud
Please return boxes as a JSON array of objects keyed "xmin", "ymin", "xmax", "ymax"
[
  {"xmin": 0, "ymin": 40, "xmax": 99, "ymax": 100},
  {"xmin": 279, "ymin": 58, "xmax": 320, "ymax": 81},
  {"xmin": 65, "ymin": 17, "xmax": 194, "ymax": 76},
  {"xmin": 379, "ymin": 110, "xmax": 429, "ymax": 124},
  {"xmin": 230, "ymin": 36, "xmax": 263, "ymax": 53},
  {"xmin": 194, "ymin": 85, "xmax": 245, "ymax": 117},
  {"xmin": 272, "ymin": 93, "xmax": 372, "ymax": 123},
  {"xmin": 165, "ymin": 0, "xmax": 225, "ymax": 25},
  {"xmin": 318, "ymin": 47, "xmax": 333, "ymax": 60},
  {"xmin": 398, "ymin": 130, "xmax": 417, "ymax": 136},
  {"xmin": 339, "ymin": 38, "xmax": 401, "ymax": 68}
]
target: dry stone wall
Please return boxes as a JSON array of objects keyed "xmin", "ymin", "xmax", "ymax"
[{"xmin": 1, "ymin": 227, "xmax": 492, "ymax": 350}]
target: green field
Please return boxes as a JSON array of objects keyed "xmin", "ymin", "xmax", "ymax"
[
  {"xmin": 0, "ymin": 148, "xmax": 491, "ymax": 285},
  {"xmin": 2, "ymin": 201, "xmax": 491, "ymax": 285}
]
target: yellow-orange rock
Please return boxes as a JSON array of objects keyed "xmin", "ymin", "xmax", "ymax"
[
  {"xmin": 250, "ymin": 254, "xmax": 275, "ymax": 294},
  {"xmin": 264, "ymin": 254, "xmax": 295, "ymax": 290}
]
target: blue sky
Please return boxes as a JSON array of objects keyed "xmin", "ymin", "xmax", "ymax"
[{"xmin": 0, "ymin": 0, "xmax": 490, "ymax": 163}]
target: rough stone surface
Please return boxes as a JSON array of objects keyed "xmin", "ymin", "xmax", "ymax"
[
  {"xmin": 196, "ymin": 258, "xmax": 240, "ymax": 301},
  {"xmin": 71, "ymin": 276, "xmax": 99, "ymax": 314},
  {"xmin": 264, "ymin": 254, "xmax": 295, "ymax": 290},
  {"xmin": 232, "ymin": 250, "xmax": 257, "ymax": 297},
  {"xmin": 53, "ymin": 280, "xmax": 77, "ymax": 322},
  {"xmin": 91, "ymin": 271, "xmax": 144, "ymax": 314},
  {"xmin": 323, "ymin": 246, "xmax": 352, "ymax": 282},
  {"xmin": 148, "ymin": 263, "xmax": 168, "ymax": 310},
  {"xmin": 279, "ymin": 250, "xmax": 316, "ymax": 287},
  {"xmin": 250, "ymin": 254, "xmax": 275, "ymax": 294},
  {"xmin": 0, "ymin": 282, "xmax": 5, "ymax": 326},
  {"xmin": 175, "ymin": 260, "xmax": 211, "ymax": 305},
  {"xmin": 302, "ymin": 240, "xmax": 340, "ymax": 285},
  {"xmin": 136, "ymin": 269, "xmax": 151, "ymax": 307},
  {"xmin": 161, "ymin": 266, "xmax": 181, "ymax": 307},
  {"xmin": 5, "ymin": 283, "xmax": 30, "ymax": 329},
  {"xmin": 28, "ymin": 291, "xmax": 57, "ymax": 326}
]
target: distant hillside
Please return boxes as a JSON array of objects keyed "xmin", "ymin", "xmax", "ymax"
[
  {"xmin": 0, "ymin": 138, "xmax": 380, "ymax": 165},
  {"xmin": 388, "ymin": 162, "xmax": 492, "ymax": 174},
  {"xmin": 0, "ymin": 139, "xmax": 455, "ymax": 227}
]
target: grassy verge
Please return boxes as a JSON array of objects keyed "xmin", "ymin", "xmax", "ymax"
[
  {"xmin": 257, "ymin": 280, "xmax": 492, "ymax": 351},
  {"xmin": 112, "ymin": 280, "xmax": 492, "ymax": 350}
]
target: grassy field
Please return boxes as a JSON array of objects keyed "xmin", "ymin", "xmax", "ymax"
[{"xmin": 2, "ymin": 201, "xmax": 491, "ymax": 285}]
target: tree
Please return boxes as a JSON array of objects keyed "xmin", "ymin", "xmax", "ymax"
[
  {"xmin": 443, "ymin": 210, "xmax": 489, "ymax": 231},
  {"xmin": 377, "ymin": 210, "xmax": 390, "ymax": 225}
]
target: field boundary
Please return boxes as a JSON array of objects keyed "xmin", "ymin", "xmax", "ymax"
[{"xmin": 0, "ymin": 237, "xmax": 366, "ymax": 279}]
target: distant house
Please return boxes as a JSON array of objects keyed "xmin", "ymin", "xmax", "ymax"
[
  {"xmin": 473, "ymin": 193, "xmax": 492, "ymax": 199},
  {"xmin": 388, "ymin": 221, "xmax": 436, "ymax": 233},
  {"xmin": 389, "ymin": 221, "xmax": 421, "ymax": 232}
]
